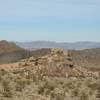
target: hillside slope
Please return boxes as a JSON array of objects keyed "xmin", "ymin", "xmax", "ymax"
[
  {"xmin": 0, "ymin": 40, "xmax": 23, "ymax": 54},
  {"xmin": 0, "ymin": 40, "xmax": 51, "ymax": 64},
  {"xmin": 71, "ymin": 48, "xmax": 100, "ymax": 70},
  {"xmin": 0, "ymin": 49, "xmax": 100, "ymax": 100}
]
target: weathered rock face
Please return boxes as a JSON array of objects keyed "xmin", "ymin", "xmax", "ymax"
[{"xmin": 18, "ymin": 48, "xmax": 99, "ymax": 78}]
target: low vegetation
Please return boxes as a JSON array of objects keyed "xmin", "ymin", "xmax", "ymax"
[
  {"xmin": 0, "ymin": 68, "xmax": 100, "ymax": 100},
  {"xmin": 0, "ymin": 48, "xmax": 99, "ymax": 100}
]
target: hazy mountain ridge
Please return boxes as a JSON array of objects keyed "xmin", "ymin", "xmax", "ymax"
[{"xmin": 16, "ymin": 41, "xmax": 100, "ymax": 50}]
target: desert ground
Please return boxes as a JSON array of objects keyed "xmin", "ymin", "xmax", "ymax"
[{"xmin": 0, "ymin": 48, "xmax": 100, "ymax": 100}]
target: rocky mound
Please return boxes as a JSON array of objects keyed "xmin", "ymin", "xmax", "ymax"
[
  {"xmin": 18, "ymin": 49, "xmax": 99, "ymax": 78},
  {"xmin": 0, "ymin": 47, "xmax": 99, "ymax": 78}
]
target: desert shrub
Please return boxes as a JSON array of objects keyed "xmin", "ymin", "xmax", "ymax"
[
  {"xmin": 0, "ymin": 69, "xmax": 7, "ymax": 76},
  {"xmin": 15, "ymin": 77, "xmax": 31, "ymax": 92},
  {"xmin": 80, "ymin": 92, "xmax": 89, "ymax": 100},
  {"xmin": 87, "ymin": 82, "xmax": 98, "ymax": 90},
  {"xmin": 53, "ymin": 94, "xmax": 65, "ymax": 100},
  {"xmin": 71, "ymin": 88, "xmax": 79, "ymax": 97},
  {"xmin": 2, "ymin": 80, "xmax": 12, "ymax": 97},
  {"xmin": 49, "ymin": 87, "xmax": 65, "ymax": 100},
  {"xmin": 55, "ymin": 95, "xmax": 65, "ymax": 100},
  {"xmin": 45, "ymin": 82, "xmax": 55, "ymax": 91},
  {"xmin": 96, "ymin": 83, "xmax": 100, "ymax": 98},
  {"xmin": 87, "ymin": 89, "xmax": 95, "ymax": 97},
  {"xmin": 0, "ymin": 76, "xmax": 3, "ymax": 82},
  {"xmin": 64, "ymin": 82, "xmax": 75, "ymax": 89},
  {"xmin": 38, "ymin": 86, "xmax": 45, "ymax": 95},
  {"xmin": 38, "ymin": 80, "xmax": 56, "ymax": 96},
  {"xmin": 0, "ymin": 98, "xmax": 4, "ymax": 100},
  {"xmin": 79, "ymin": 87, "xmax": 91, "ymax": 100}
]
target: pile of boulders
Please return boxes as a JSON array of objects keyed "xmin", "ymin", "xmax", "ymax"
[{"xmin": 18, "ymin": 48, "xmax": 100, "ymax": 78}]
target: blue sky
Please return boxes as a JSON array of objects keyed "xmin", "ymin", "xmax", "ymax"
[{"xmin": 0, "ymin": 0, "xmax": 100, "ymax": 42}]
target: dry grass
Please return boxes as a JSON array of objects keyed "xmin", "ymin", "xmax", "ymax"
[
  {"xmin": 0, "ymin": 67, "xmax": 99, "ymax": 100},
  {"xmin": 0, "ymin": 49, "xmax": 99, "ymax": 100}
]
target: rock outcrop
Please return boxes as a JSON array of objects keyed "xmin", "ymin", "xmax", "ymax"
[{"xmin": 18, "ymin": 48, "xmax": 100, "ymax": 78}]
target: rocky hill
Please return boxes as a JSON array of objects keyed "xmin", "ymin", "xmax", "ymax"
[
  {"xmin": 71, "ymin": 48, "xmax": 100, "ymax": 71},
  {"xmin": 0, "ymin": 40, "xmax": 23, "ymax": 54},
  {"xmin": 0, "ymin": 40, "xmax": 51, "ymax": 64},
  {"xmin": 5, "ymin": 48, "xmax": 98, "ymax": 78},
  {"xmin": 0, "ymin": 40, "xmax": 100, "ymax": 71},
  {"xmin": 0, "ymin": 40, "xmax": 29, "ymax": 64}
]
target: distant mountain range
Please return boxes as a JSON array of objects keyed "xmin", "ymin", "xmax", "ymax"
[{"xmin": 16, "ymin": 41, "xmax": 100, "ymax": 50}]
